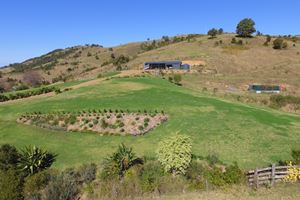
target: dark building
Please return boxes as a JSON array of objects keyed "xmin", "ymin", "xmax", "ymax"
[
  {"xmin": 248, "ymin": 85, "xmax": 281, "ymax": 93},
  {"xmin": 144, "ymin": 61, "xmax": 190, "ymax": 70}
]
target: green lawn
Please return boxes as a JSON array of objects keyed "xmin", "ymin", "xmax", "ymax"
[{"xmin": 0, "ymin": 77, "xmax": 299, "ymax": 169}]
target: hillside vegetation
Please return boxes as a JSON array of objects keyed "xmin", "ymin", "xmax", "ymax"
[
  {"xmin": 1, "ymin": 34, "xmax": 300, "ymax": 95},
  {"xmin": 0, "ymin": 76, "xmax": 299, "ymax": 169}
]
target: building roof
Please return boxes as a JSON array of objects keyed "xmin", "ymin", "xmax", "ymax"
[
  {"xmin": 249, "ymin": 85, "xmax": 280, "ymax": 91},
  {"xmin": 144, "ymin": 60, "xmax": 182, "ymax": 65}
]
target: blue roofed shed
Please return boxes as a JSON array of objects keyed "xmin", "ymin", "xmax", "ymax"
[{"xmin": 144, "ymin": 60, "xmax": 190, "ymax": 70}]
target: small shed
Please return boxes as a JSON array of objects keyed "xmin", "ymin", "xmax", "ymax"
[
  {"xmin": 144, "ymin": 61, "xmax": 190, "ymax": 70},
  {"xmin": 248, "ymin": 85, "xmax": 281, "ymax": 94}
]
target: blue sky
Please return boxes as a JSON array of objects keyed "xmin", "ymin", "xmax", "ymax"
[{"xmin": 1, "ymin": 0, "xmax": 300, "ymax": 66}]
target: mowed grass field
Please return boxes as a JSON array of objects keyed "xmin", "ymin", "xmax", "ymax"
[{"xmin": 0, "ymin": 76, "xmax": 300, "ymax": 169}]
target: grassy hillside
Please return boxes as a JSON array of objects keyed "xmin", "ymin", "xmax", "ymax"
[{"xmin": 0, "ymin": 76, "xmax": 299, "ymax": 169}]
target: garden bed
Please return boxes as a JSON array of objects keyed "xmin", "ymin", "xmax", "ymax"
[{"xmin": 17, "ymin": 110, "xmax": 168, "ymax": 136}]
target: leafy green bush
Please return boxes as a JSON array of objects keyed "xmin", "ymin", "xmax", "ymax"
[
  {"xmin": 44, "ymin": 171, "xmax": 79, "ymax": 200},
  {"xmin": 93, "ymin": 119, "xmax": 98, "ymax": 125},
  {"xmin": 97, "ymin": 175, "xmax": 141, "ymax": 200},
  {"xmin": 157, "ymin": 134, "xmax": 192, "ymax": 175},
  {"xmin": 224, "ymin": 163, "xmax": 244, "ymax": 184},
  {"xmin": 0, "ymin": 144, "xmax": 20, "ymax": 171},
  {"xmin": 140, "ymin": 34, "xmax": 200, "ymax": 52},
  {"xmin": 100, "ymin": 119, "xmax": 109, "ymax": 128},
  {"xmin": 77, "ymin": 163, "xmax": 97, "ymax": 184},
  {"xmin": 185, "ymin": 161, "xmax": 207, "ymax": 190},
  {"xmin": 156, "ymin": 175, "xmax": 188, "ymax": 194},
  {"xmin": 207, "ymin": 28, "xmax": 218, "ymax": 38},
  {"xmin": 112, "ymin": 55, "xmax": 130, "ymax": 66},
  {"xmin": 69, "ymin": 115, "xmax": 77, "ymax": 125},
  {"xmin": 118, "ymin": 122, "xmax": 125, "ymax": 128},
  {"xmin": 15, "ymin": 84, "xmax": 29, "ymax": 91},
  {"xmin": 270, "ymin": 95, "xmax": 300, "ymax": 108},
  {"xmin": 0, "ymin": 86, "xmax": 58, "ymax": 102},
  {"xmin": 54, "ymin": 88, "xmax": 62, "ymax": 94},
  {"xmin": 291, "ymin": 149, "xmax": 300, "ymax": 164},
  {"xmin": 173, "ymin": 74, "xmax": 182, "ymax": 85},
  {"xmin": 0, "ymin": 169, "xmax": 24, "ymax": 200},
  {"xmin": 207, "ymin": 167, "xmax": 226, "ymax": 187},
  {"xmin": 206, "ymin": 154, "xmax": 223, "ymax": 166},
  {"xmin": 139, "ymin": 161, "xmax": 164, "ymax": 192},
  {"xmin": 231, "ymin": 37, "xmax": 237, "ymax": 44},
  {"xmin": 138, "ymin": 125, "xmax": 144, "ymax": 131},
  {"xmin": 273, "ymin": 38, "xmax": 288, "ymax": 49},
  {"xmin": 23, "ymin": 170, "xmax": 52, "ymax": 199},
  {"xmin": 207, "ymin": 163, "xmax": 244, "ymax": 187},
  {"xmin": 264, "ymin": 35, "xmax": 272, "ymax": 46},
  {"xmin": 236, "ymin": 18, "xmax": 256, "ymax": 37}
]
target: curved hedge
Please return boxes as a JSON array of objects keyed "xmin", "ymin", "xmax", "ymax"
[{"xmin": 0, "ymin": 86, "xmax": 58, "ymax": 102}]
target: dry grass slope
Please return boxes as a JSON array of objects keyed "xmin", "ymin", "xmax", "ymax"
[{"xmin": 1, "ymin": 34, "xmax": 300, "ymax": 95}]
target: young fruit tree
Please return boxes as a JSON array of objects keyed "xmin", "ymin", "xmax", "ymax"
[{"xmin": 157, "ymin": 134, "xmax": 192, "ymax": 175}]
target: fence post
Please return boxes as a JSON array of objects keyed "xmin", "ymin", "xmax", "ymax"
[
  {"xmin": 271, "ymin": 164, "xmax": 275, "ymax": 186},
  {"xmin": 254, "ymin": 168, "xmax": 259, "ymax": 188}
]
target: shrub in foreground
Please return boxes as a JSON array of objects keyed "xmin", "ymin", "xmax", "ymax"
[
  {"xmin": 139, "ymin": 161, "xmax": 165, "ymax": 192},
  {"xmin": 0, "ymin": 169, "xmax": 24, "ymax": 200},
  {"xmin": 273, "ymin": 38, "xmax": 288, "ymax": 49},
  {"xmin": 157, "ymin": 134, "xmax": 192, "ymax": 175},
  {"xmin": 101, "ymin": 143, "xmax": 143, "ymax": 178},
  {"xmin": 19, "ymin": 145, "xmax": 57, "ymax": 175},
  {"xmin": 0, "ymin": 144, "xmax": 20, "ymax": 171},
  {"xmin": 44, "ymin": 171, "xmax": 79, "ymax": 200},
  {"xmin": 23, "ymin": 170, "xmax": 52, "ymax": 199},
  {"xmin": 185, "ymin": 161, "xmax": 207, "ymax": 190},
  {"xmin": 291, "ymin": 149, "xmax": 300, "ymax": 164},
  {"xmin": 207, "ymin": 163, "xmax": 244, "ymax": 188}
]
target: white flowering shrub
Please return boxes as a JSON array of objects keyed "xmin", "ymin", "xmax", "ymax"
[{"xmin": 157, "ymin": 134, "xmax": 192, "ymax": 175}]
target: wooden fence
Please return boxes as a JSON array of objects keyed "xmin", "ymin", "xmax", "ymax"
[{"xmin": 247, "ymin": 164, "xmax": 300, "ymax": 187}]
